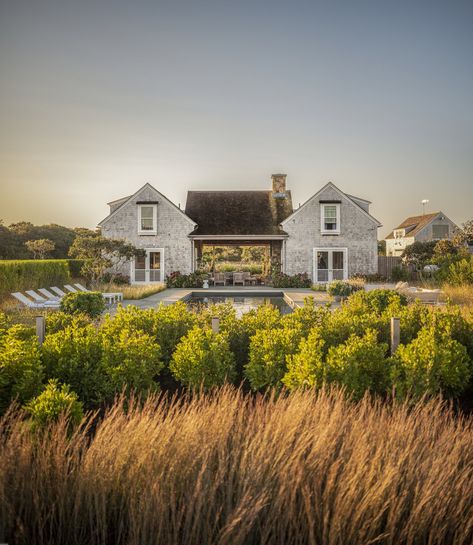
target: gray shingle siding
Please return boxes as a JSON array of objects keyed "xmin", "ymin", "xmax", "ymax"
[
  {"xmin": 282, "ymin": 185, "xmax": 378, "ymax": 280},
  {"xmin": 100, "ymin": 185, "xmax": 195, "ymax": 278}
]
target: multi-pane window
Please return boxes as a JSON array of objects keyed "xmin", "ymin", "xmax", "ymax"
[
  {"xmin": 432, "ymin": 224, "xmax": 449, "ymax": 240},
  {"xmin": 321, "ymin": 204, "xmax": 340, "ymax": 234},
  {"xmin": 138, "ymin": 205, "xmax": 157, "ymax": 234}
]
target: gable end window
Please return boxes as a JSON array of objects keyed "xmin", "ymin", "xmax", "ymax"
[
  {"xmin": 320, "ymin": 203, "xmax": 340, "ymax": 234},
  {"xmin": 138, "ymin": 204, "xmax": 157, "ymax": 234},
  {"xmin": 432, "ymin": 224, "xmax": 449, "ymax": 240}
]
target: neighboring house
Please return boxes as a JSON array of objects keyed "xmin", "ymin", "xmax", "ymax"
[
  {"xmin": 385, "ymin": 212, "xmax": 458, "ymax": 257},
  {"xmin": 98, "ymin": 175, "xmax": 381, "ymax": 283}
]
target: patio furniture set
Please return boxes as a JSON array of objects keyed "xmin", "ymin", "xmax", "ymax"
[
  {"xmin": 209, "ymin": 272, "xmax": 261, "ymax": 286},
  {"xmin": 11, "ymin": 283, "xmax": 123, "ymax": 310}
]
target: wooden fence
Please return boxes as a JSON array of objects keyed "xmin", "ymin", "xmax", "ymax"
[{"xmin": 378, "ymin": 256, "xmax": 402, "ymax": 279}]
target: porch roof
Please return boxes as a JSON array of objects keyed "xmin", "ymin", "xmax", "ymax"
[{"xmin": 185, "ymin": 190, "xmax": 293, "ymax": 236}]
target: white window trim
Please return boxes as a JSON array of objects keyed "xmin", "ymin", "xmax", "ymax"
[
  {"xmin": 130, "ymin": 248, "xmax": 165, "ymax": 284},
  {"xmin": 138, "ymin": 204, "xmax": 158, "ymax": 235},
  {"xmin": 312, "ymin": 247, "xmax": 348, "ymax": 283},
  {"xmin": 320, "ymin": 203, "xmax": 341, "ymax": 235}
]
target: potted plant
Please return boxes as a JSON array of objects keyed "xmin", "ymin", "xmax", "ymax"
[{"xmin": 327, "ymin": 280, "xmax": 352, "ymax": 302}]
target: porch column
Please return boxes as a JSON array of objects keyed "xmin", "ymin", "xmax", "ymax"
[
  {"xmin": 194, "ymin": 240, "xmax": 203, "ymax": 271},
  {"xmin": 270, "ymin": 240, "xmax": 283, "ymax": 273}
]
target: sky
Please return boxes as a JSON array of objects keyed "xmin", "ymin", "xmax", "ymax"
[{"xmin": 0, "ymin": 0, "xmax": 472, "ymax": 238}]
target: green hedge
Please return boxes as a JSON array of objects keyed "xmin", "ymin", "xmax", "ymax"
[{"xmin": 0, "ymin": 260, "xmax": 71, "ymax": 294}]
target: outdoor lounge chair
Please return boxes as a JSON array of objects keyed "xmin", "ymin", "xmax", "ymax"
[
  {"xmin": 11, "ymin": 292, "xmax": 60, "ymax": 309},
  {"xmin": 50, "ymin": 286, "xmax": 67, "ymax": 297},
  {"xmin": 74, "ymin": 283, "xmax": 89, "ymax": 292},
  {"xmin": 233, "ymin": 272, "xmax": 245, "ymax": 286},
  {"xmin": 214, "ymin": 273, "xmax": 225, "ymax": 286},
  {"xmin": 64, "ymin": 284, "xmax": 79, "ymax": 293},
  {"xmin": 38, "ymin": 288, "xmax": 61, "ymax": 300},
  {"xmin": 25, "ymin": 290, "xmax": 54, "ymax": 304}
]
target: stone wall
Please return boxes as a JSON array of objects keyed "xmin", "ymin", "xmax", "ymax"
[
  {"xmin": 282, "ymin": 185, "xmax": 378, "ymax": 280},
  {"xmin": 100, "ymin": 185, "xmax": 195, "ymax": 279}
]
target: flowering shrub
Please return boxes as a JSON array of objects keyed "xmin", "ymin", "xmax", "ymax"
[
  {"xmin": 327, "ymin": 280, "xmax": 352, "ymax": 298},
  {"xmin": 271, "ymin": 272, "xmax": 312, "ymax": 288},
  {"xmin": 166, "ymin": 271, "xmax": 206, "ymax": 288}
]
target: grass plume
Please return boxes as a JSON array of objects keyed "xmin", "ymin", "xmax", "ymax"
[{"xmin": 1, "ymin": 387, "xmax": 472, "ymax": 545}]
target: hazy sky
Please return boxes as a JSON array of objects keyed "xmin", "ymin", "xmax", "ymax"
[{"xmin": 1, "ymin": 0, "xmax": 472, "ymax": 237}]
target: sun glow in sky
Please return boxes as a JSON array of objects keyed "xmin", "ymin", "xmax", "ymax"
[{"xmin": 0, "ymin": 0, "xmax": 472, "ymax": 237}]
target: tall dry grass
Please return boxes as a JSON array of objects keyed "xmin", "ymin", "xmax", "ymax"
[
  {"xmin": 1, "ymin": 387, "xmax": 472, "ymax": 545},
  {"xmin": 443, "ymin": 283, "xmax": 473, "ymax": 309},
  {"xmin": 100, "ymin": 283, "xmax": 166, "ymax": 300}
]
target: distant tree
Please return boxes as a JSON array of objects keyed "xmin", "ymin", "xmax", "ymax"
[
  {"xmin": 402, "ymin": 241, "xmax": 437, "ymax": 268},
  {"xmin": 8, "ymin": 221, "xmax": 34, "ymax": 236},
  {"xmin": 241, "ymin": 246, "xmax": 266, "ymax": 262},
  {"xmin": 433, "ymin": 239, "xmax": 458, "ymax": 260},
  {"xmin": 0, "ymin": 220, "xmax": 15, "ymax": 258},
  {"xmin": 6, "ymin": 222, "xmax": 77, "ymax": 259},
  {"xmin": 69, "ymin": 234, "xmax": 143, "ymax": 286},
  {"xmin": 377, "ymin": 240, "xmax": 386, "ymax": 256},
  {"xmin": 73, "ymin": 227, "xmax": 98, "ymax": 238},
  {"xmin": 25, "ymin": 238, "xmax": 56, "ymax": 259},
  {"xmin": 454, "ymin": 219, "xmax": 473, "ymax": 246}
]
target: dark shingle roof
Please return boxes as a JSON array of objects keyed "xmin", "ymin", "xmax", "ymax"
[
  {"xmin": 385, "ymin": 212, "xmax": 440, "ymax": 239},
  {"xmin": 185, "ymin": 191, "xmax": 293, "ymax": 236}
]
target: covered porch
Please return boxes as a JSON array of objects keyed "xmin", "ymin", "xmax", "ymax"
[{"xmin": 190, "ymin": 236, "xmax": 287, "ymax": 285}]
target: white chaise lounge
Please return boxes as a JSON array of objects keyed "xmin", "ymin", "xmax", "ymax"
[
  {"xmin": 50, "ymin": 286, "xmax": 67, "ymax": 297},
  {"xmin": 38, "ymin": 288, "xmax": 61, "ymax": 300},
  {"xmin": 11, "ymin": 292, "xmax": 60, "ymax": 309}
]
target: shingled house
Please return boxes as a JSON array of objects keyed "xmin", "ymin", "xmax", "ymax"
[
  {"xmin": 98, "ymin": 174, "xmax": 381, "ymax": 283},
  {"xmin": 385, "ymin": 212, "xmax": 458, "ymax": 257}
]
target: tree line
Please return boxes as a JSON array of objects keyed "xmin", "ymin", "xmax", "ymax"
[{"xmin": 0, "ymin": 220, "xmax": 95, "ymax": 260}]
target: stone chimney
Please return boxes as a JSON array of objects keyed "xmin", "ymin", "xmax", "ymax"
[{"xmin": 271, "ymin": 173, "xmax": 287, "ymax": 194}]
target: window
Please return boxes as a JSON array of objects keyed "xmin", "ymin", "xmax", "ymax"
[
  {"xmin": 138, "ymin": 204, "xmax": 157, "ymax": 234},
  {"xmin": 320, "ymin": 203, "xmax": 340, "ymax": 234},
  {"xmin": 432, "ymin": 224, "xmax": 449, "ymax": 240}
]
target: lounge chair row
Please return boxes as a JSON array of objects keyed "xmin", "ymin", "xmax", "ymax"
[{"xmin": 11, "ymin": 283, "xmax": 123, "ymax": 309}]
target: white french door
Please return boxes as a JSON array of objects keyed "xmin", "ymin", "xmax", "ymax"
[
  {"xmin": 313, "ymin": 248, "xmax": 348, "ymax": 283},
  {"xmin": 132, "ymin": 249, "xmax": 164, "ymax": 283}
]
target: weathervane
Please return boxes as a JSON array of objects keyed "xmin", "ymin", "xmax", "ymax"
[{"xmin": 421, "ymin": 199, "xmax": 429, "ymax": 215}]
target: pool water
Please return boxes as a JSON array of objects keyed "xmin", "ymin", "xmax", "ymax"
[{"xmin": 187, "ymin": 295, "xmax": 293, "ymax": 316}]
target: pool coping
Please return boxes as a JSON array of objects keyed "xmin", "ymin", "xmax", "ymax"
[{"xmin": 162, "ymin": 289, "xmax": 318, "ymax": 310}]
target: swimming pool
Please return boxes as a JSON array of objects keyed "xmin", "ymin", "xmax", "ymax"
[{"xmin": 185, "ymin": 292, "xmax": 294, "ymax": 316}]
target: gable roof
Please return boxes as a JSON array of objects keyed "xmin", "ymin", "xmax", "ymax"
[
  {"xmin": 385, "ymin": 212, "xmax": 443, "ymax": 239},
  {"xmin": 185, "ymin": 190, "xmax": 293, "ymax": 236},
  {"xmin": 280, "ymin": 182, "xmax": 382, "ymax": 227},
  {"xmin": 97, "ymin": 183, "xmax": 196, "ymax": 228}
]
